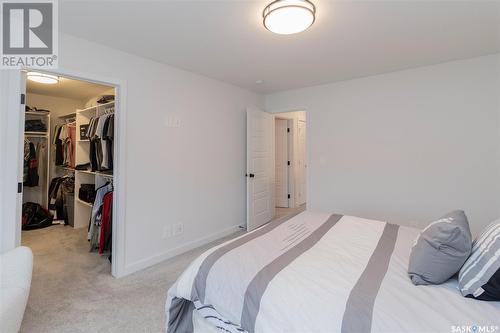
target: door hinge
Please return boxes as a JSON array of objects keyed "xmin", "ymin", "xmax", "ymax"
[
  {"xmin": 18, "ymin": 182, "xmax": 22, "ymax": 193},
  {"xmin": 287, "ymin": 128, "xmax": 290, "ymax": 133},
  {"xmin": 288, "ymin": 194, "xmax": 291, "ymax": 199},
  {"xmin": 287, "ymin": 161, "xmax": 290, "ymax": 166},
  {"xmin": 20, "ymin": 93, "xmax": 25, "ymax": 105}
]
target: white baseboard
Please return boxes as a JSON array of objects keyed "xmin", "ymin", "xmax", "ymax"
[{"xmin": 121, "ymin": 224, "xmax": 242, "ymax": 277}]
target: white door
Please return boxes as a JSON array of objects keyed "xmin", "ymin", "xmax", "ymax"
[
  {"xmin": 247, "ymin": 107, "xmax": 275, "ymax": 231},
  {"xmin": 297, "ymin": 120, "xmax": 307, "ymax": 205},
  {"xmin": 275, "ymin": 119, "xmax": 288, "ymax": 208}
]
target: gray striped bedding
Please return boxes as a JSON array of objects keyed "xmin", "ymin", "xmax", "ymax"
[{"xmin": 165, "ymin": 211, "xmax": 500, "ymax": 333}]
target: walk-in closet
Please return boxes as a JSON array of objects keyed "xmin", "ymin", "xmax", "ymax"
[{"xmin": 21, "ymin": 73, "xmax": 118, "ymax": 272}]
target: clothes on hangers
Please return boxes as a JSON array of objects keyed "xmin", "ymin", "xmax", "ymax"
[
  {"xmin": 88, "ymin": 182, "xmax": 113, "ymax": 253},
  {"xmin": 85, "ymin": 113, "xmax": 114, "ymax": 172},
  {"xmin": 99, "ymin": 191, "xmax": 113, "ymax": 254},
  {"xmin": 53, "ymin": 125, "xmax": 64, "ymax": 165},
  {"xmin": 65, "ymin": 122, "xmax": 76, "ymax": 168},
  {"xmin": 48, "ymin": 176, "xmax": 75, "ymax": 224},
  {"xmin": 53, "ymin": 122, "xmax": 76, "ymax": 168},
  {"xmin": 35, "ymin": 140, "xmax": 47, "ymax": 194},
  {"xmin": 23, "ymin": 139, "xmax": 39, "ymax": 187}
]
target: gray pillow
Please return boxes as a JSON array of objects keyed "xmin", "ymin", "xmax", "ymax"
[{"xmin": 408, "ymin": 210, "xmax": 472, "ymax": 285}]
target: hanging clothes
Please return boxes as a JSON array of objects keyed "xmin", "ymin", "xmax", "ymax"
[
  {"xmin": 48, "ymin": 176, "xmax": 75, "ymax": 224},
  {"xmin": 36, "ymin": 141, "xmax": 48, "ymax": 201},
  {"xmin": 67, "ymin": 122, "xmax": 76, "ymax": 168},
  {"xmin": 85, "ymin": 113, "xmax": 114, "ymax": 172},
  {"xmin": 23, "ymin": 140, "xmax": 39, "ymax": 187},
  {"xmin": 53, "ymin": 125, "xmax": 64, "ymax": 166},
  {"xmin": 99, "ymin": 191, "xmax": 113, "ymax": 254},
  {"xmin": 88, "ymin": 182, "xmax": 113, "ymax": 253},
  {"xmin": 23, "ymin": 139, "xmax": 30, "ymax": 183},
  {"xmin": 53, "ymin": 122, "xmax": 76, "ymax": 167}
]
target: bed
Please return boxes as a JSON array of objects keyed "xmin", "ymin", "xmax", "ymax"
[{"xmin": 165, "ymin": 211, "xmax": 500, "ymax": 333}]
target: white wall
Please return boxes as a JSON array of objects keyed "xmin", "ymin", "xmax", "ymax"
[
  {"xmin": 0, "ymin": 34, "xmax": 263, "ymax": 276},
  {"xmin": 266, "ymin": 54, "xmax": 500, "ymax": 235},
  {"xmin": 58, "ymin": 34, "xmax": 263, "ymax": 274}
]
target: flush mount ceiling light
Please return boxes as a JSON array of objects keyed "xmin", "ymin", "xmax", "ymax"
[
  {"xmin": 263, "ymin": 0, "xmax": 316, "ymax": 35},
  {"xmin": 27, "ymin": 72, "xmax": 59, "ymax": 84}
]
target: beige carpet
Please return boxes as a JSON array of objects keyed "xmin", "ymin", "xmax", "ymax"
[
  {"xmin": 21, "ymin": 226, "xmax": 241, "ymax": 333},
  {"xmin": 21, "ymin": 205, "xmax": 305, "ymax": 333}
]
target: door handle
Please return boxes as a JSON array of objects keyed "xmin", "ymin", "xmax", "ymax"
[{"xmin": 247, "ymin": 173, "xmax": 255, "ymax": 178}]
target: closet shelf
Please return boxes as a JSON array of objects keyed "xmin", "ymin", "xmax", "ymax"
[
  {"xmin": 97, "ymin": 101, "xmax": 115, "ymax": 108},
  {"xmin": 25, "ymin": 132, "xmax": 48, "ymax": 137},
  {"xmin": 77, "ymin": 101, "xmax": 114, "ymax": 114},
  {"xmin": 77, "ymin": 105, "xmax": 97, "ymax": 114},
  {"xmin": 76, "ymin": 169, "xmax": 113, "ymax": 178},
  {"xmin": 59, "ymin": 112, "xmax": 76, "ymax": 120},
  {"xmin": 76, "ymin": 169, "xmax": 95, "ymax": 175},
  {"xmin": 57, "ymin": 166, "xmax": 75, "ymax": 172},
  {"xmin": 96, "ymin": 172, "xmax": 113, "ymax": 179},
  {"xmin": 76, "ymin": 198, "xmax": 93, "ymax": 208},
  {"xmin": 25, "ymin": 111, "xmax": 50, "ymax": 116}
]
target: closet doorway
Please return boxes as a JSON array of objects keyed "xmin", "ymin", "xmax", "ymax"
[
  {"xmin": 274, "ymin": 111, "xmax": 307, "ymax": 216},
  {"xmin": 20, "ymin": 72, "xmax": 120, "ymax": 277}
]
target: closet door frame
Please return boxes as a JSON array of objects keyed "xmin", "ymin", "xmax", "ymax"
[
  {"xmin": 0, "ymin": 70, "xmax": 26, "ymax": 253},
  {"xmin": 11, "ymin": 67, "xmax": 128, "ymax": 278}
]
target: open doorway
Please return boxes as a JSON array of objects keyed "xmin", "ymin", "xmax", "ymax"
[
  {"xmin": 21, "ymin": 72, "xmax": 117, "ymax": 276},
  {"xmin": 246, "ymin": 108, "xmax": 306, "ymax": 231},
  {"xmin": 274, "ymin": 111, "xmax": 307, "ymax": 219}
]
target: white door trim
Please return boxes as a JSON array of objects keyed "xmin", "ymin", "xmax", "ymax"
[
  {"xmin": 275, "ymin": 118, "xmax": 289, "ymax": 208},
  {"xmin": 297, "ymin": 119, "xmax": 307, "ymax": 205},
  {"xmin": 3, "ymin": 68, "xmax": 128, "ymax": 278},
  {"xmin": 0, "ymin": 70, "xmax": 25, "ymax": 253},
  {"xmin": 269, "ymin": 110, "xmax": 307, "ymax": 209}
]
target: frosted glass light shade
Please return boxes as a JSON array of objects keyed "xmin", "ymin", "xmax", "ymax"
[
  {"xmin": 263, "ymin": 0, "xmax": 316, "ymax": 35},
  {"xmin": 27, "ymin": 72, "xmax": 59, "ymax": 84}
]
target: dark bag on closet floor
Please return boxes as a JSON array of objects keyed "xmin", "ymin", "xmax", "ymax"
[
  {"xmin": 79, "ymin": 184, "xmax": 96, "ymax": 204},
  {"xmin": 22, "ymin": 202, "xmax": 54, "ymax": 230}
]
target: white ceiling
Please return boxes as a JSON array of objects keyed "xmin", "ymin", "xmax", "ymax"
[
  {"xmin": 59, "ymin": 0, "xmax": 500, "ymax": 94},
  {"xmin": 27, "ymin": 75, "xmax": 112, "ymax": 100}
]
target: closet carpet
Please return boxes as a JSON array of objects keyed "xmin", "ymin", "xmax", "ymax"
[{"xmin": 20, "ymin": 205, "xmax": 305, "ymax": 333}]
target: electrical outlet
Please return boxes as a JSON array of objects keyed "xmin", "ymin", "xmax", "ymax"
[
  {"xmin": 162, "ymin": 225, "xmax": 172, "ymax": 239},
  {"xmin": 173, "ymin": 223, "xmax": 183, "ymax": 236}
]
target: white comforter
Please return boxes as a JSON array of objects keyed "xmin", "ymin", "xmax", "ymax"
[{"xmin": 166, "ymin": 211, "xmax": 500, "ymax": 333}]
